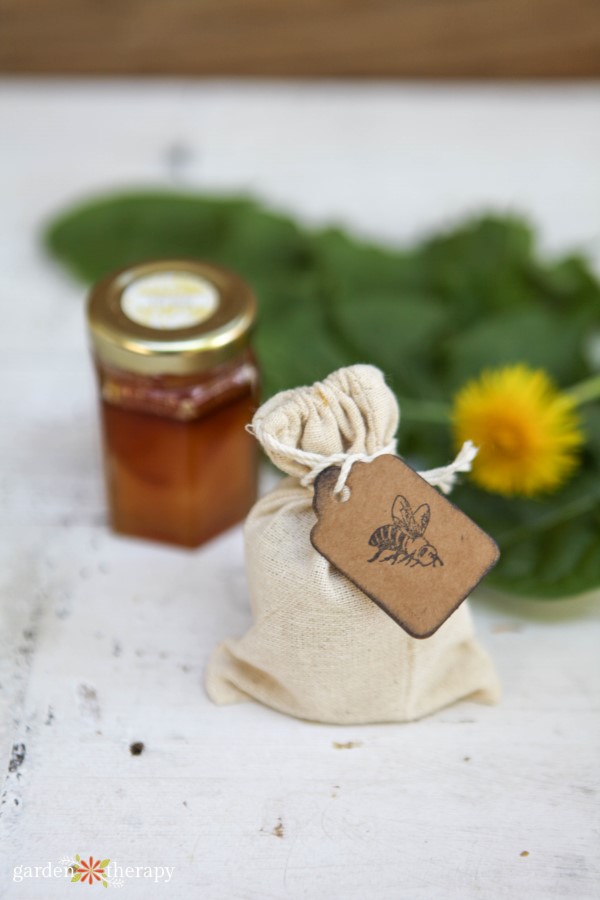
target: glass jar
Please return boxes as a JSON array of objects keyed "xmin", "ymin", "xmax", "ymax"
[{"xmin": 86, "ymin": 259, "xmax": 259, "ymax": 548}]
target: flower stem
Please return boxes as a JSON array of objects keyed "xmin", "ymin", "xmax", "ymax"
[
  {"xmin": 567, "ymin": 373, "xmax": 600, "ymax": 407},
  {"xmin": 398, "ymin": 398, "xmax": 451, "ymax": 424},
  {"xmin": 400, "ymin": 372, "xmax": 600, "ymax": 426}
]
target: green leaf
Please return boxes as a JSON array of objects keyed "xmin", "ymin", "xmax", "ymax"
[
  {"xmin": 99, "ymin": 859, "xmax": 110, "ymax": 868},
  {"xmin": 44, "ymin": 192, "xmax": 312, "ymax": 289},
  {"xmin": 43, "ymin": 190, "xmax": 600, "ymax": 600},
  {"xmin": 454, "ymin": 472, "xmax": 600, "ymax": 598},
  {"xmin": 443, "ymin": 308, "xmax": 589, "ymax": 390},
  {"xmin": 330, "ymin": 289, "xmax": 448, "ymax": 396},
  {"xmin": 252, "ymin": 271, "xmax": 351, "ymax": 399},
  {"xmin": 71, "ymin": 873, "xmax": 82, "ymax": 882}
]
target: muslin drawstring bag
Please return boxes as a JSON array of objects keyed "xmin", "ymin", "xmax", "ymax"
[{"xmin": 206, "ymin": 365, "xmax": 499, "ymax": 724}]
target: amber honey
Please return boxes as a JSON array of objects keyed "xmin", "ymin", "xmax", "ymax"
[{"xmin": 87, "ymin": 260, "xmax": 259, "ymax": 548}]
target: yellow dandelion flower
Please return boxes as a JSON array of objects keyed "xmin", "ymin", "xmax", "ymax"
[{"xmin": 452, "ymin": 364, "xmax": 584, "ymax": 497}]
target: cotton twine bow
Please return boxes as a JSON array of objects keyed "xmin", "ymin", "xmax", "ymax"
[{"xmin": 247, "ymin": 420, "xmax": 478, "ymax": 498}]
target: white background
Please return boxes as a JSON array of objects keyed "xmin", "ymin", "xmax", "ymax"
[{"xmin": 0, "ymin": 81, "xmax": 599, "ymax": 898}]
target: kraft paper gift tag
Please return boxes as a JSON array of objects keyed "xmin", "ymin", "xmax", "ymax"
[{"xmin": 312, "ymin": 455, "xmax": 499, "ymax": 639}]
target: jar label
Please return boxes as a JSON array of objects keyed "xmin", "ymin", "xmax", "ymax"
[{"xmin": 121, "ymin": 272, "xmax": 219, "ymax": 330}]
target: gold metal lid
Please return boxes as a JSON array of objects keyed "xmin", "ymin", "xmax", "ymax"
[{"xmin": 87, "ymin": 259, "xmax": 256, "ymax": 376}]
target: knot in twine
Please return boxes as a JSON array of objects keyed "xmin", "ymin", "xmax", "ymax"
[{"xmin": 247, "ymin": 421, "xmax": 478, "ymax": 499}]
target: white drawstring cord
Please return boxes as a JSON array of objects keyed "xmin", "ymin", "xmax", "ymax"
[
  {"xmin": 247, "ymin": 420, "xmax": 478, "ymax": 498},
  {"xmin": 418, "ymin": 440, "xmax": 478, "ymax": 495}
]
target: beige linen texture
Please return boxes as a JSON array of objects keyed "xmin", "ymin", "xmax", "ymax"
[{"xmin": 206, "ymin": 365, "xmax": 500, "ymax": 724}]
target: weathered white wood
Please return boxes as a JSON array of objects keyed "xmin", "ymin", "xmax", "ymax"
[{"xmin": 0, "ymin": 81, "xmax": 599, "ymax": 899}]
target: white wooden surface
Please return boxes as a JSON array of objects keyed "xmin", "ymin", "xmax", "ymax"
[{"xmin": 1, "ymin": 81, "xmax": 599, "ymax": 899}]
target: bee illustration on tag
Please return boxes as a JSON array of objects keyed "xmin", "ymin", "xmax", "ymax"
[{"xmin": 368, "ymin": 495, "xmax": 444, "ymax": 568}]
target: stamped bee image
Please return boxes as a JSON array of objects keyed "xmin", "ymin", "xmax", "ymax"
[{"xmin": 368, "ymin": 495, "xmax": 444, "ymax": 568}]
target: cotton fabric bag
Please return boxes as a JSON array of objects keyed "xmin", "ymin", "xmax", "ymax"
[{"xmin": 206, "ymin": 365, "xmax": 499, "ymax": 724}]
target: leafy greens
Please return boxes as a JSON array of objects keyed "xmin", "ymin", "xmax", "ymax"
[{"xmin": 44, "ymin": 191, "xmax": 600, "ymax": 599}]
